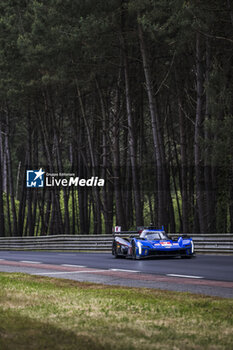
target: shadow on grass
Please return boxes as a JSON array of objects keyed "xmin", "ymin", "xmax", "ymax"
[{"xmin": 0, "ymin": 308, "xmax": 103, "ymax": 350}]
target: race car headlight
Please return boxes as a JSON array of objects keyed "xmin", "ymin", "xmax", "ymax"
[
  {"xmin": 191, "ymin": 241, "xmax": 194, "ymax": 254},
  {"xmin": 137, "ymin": 242, "xmax": 142, "ymax": 255}
]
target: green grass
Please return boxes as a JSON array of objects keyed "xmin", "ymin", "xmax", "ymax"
[{"xmin": 0, "ymin": 273, "xmax": 232, "ymax": 350}]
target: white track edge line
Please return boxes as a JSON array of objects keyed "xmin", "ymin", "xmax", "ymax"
[
  {"xmin": 20, "ymin": 261, "xmax": 42, "ymax": 264},
  {"xmin": 110, "ymin": 268, "xmax": 139, "ymax": 273},
  {"xmin": 166, "ymin": 274, "xmax": 204, "ymax": 279},
  {"xmin": 34, "ymin": 270, "xmax": 105, "ymax": 275},
  {"xmin": 61, "ymin": 264, "xmax": 86, "ymax": 268}
]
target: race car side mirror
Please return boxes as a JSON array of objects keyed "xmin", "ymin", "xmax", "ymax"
[{"xmin": 178, "ymin": 236, "xmax": 183, "ymax": 247}]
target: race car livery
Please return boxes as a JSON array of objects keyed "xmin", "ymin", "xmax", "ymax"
[{"xmin": 112, "ymin": 227, "xmax": 195, "ymax": 259}]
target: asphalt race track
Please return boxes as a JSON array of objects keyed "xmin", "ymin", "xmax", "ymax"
[{"xmin": 0, "ymin": 251, "xmax": 233, "ymax": 298}]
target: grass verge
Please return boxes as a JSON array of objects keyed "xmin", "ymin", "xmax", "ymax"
[{"xmin": 0, "ymin": 272, "xmax": 232, "ymax": 350}]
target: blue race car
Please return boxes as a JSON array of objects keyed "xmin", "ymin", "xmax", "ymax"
[{"xmin": 112, "ymin": 227, "xmax": 195, "ymax": 259}]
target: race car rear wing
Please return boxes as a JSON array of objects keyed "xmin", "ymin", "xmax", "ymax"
[
  {"xmin": 113, "ymin": 226, "xmax": 165, "ymax": 237},
  {"xmin": 112, "ymin": 231, "xmax": 139, "ymax": 238}
]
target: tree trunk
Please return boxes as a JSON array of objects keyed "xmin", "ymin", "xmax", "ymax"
[
  {"xmin": 111, "ymin": 68, "xmax": 127, "ymax": 230},
  {"xmin": 123, "ymin": 45, "xmax": 143, "ymax": 227},
  {"xmin": 5, "ymin": 111, "xmax": 18, "ymax": 236},
  {"xmin": 44, "ymin": 190, "xmax": 52, "ymax": 235},
  {"xmin": 26, "ymin": 109, "xmax": 34, "ymax": 236},
  {"xmin": 96, "ymin": 79, "xmax": 114, "ymax": 234},
  {"xmin": 204, "ymin": 38, "xmax": 216, "ymax": 233},
  {"xmin": 178, "ymin": 98, "xmax": 189, "ymax": 233},
  {"xmin": 77, "ymin": 152, "xmax": 89, "ymax": 234},
  {"xmin": 230, "ymin": 162, "xmax": 233, "ymax": 233},
  {"xmin": 168, "ymin": 129, "xmax": 180, "ymax": 232},
  {"xmin": 227, "ymin": 0, "xmax": 233, "ymax": 27},
  {"xmin": 195, "ymin": 32, "xmax": 207, "ymax": 233},
  {"xmin": 138, "ymin": 22, "xmax": 168, "ymax": 228},
  {"xmin": 76, "ymin": 80, "xmax": 102, "ymax": 233},
  {"xmin": 55, "ymin": 130, "xmax": 70, "ymax": 234},
  {"xmin": 18, "ymin": 153, "xmax": 27, "ymax": 236},
  {"xmin": 0, "ymin": 118, "xmax": 7, "ymax": 193},
  {"xmin": 0, "ymin": 144, "xmax": 5, "ymax": 236},
  {"xmin": 121, "ymin": 6, "xmax": 143, "ymax": 227}
]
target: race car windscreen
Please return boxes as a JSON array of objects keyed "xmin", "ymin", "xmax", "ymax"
[{"xmin": 144, "ymin": 232, "xmax": 169, "ymax": 241}]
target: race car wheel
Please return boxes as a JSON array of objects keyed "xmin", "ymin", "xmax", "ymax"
[
  {"xmin": 113, "ymin": 243, "xmax": 119, "ymax": 258},
  {"xmin": 132, "ymin": 241, "xmax": 137, "ymax": 260},
  {"xmin": 132, "ymin": 242, "xmax": 136, "ymax": 259}
]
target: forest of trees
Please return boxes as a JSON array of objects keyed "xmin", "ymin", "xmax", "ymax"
[{"xmin": 0, "ymin": 0, "xmax": 233, "ymax": 236}]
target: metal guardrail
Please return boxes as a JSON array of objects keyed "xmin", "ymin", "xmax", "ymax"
[
  {"xmin": 187, "ymin": 234, "xmax": 233, "ymax": 254},
  {"xmin": 0, "ymin": 235, "xmax": 112, "ymax": 251},
  {"xmin": 0, "ymin": 233, "xmax": 232, "ymax": 254}
]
